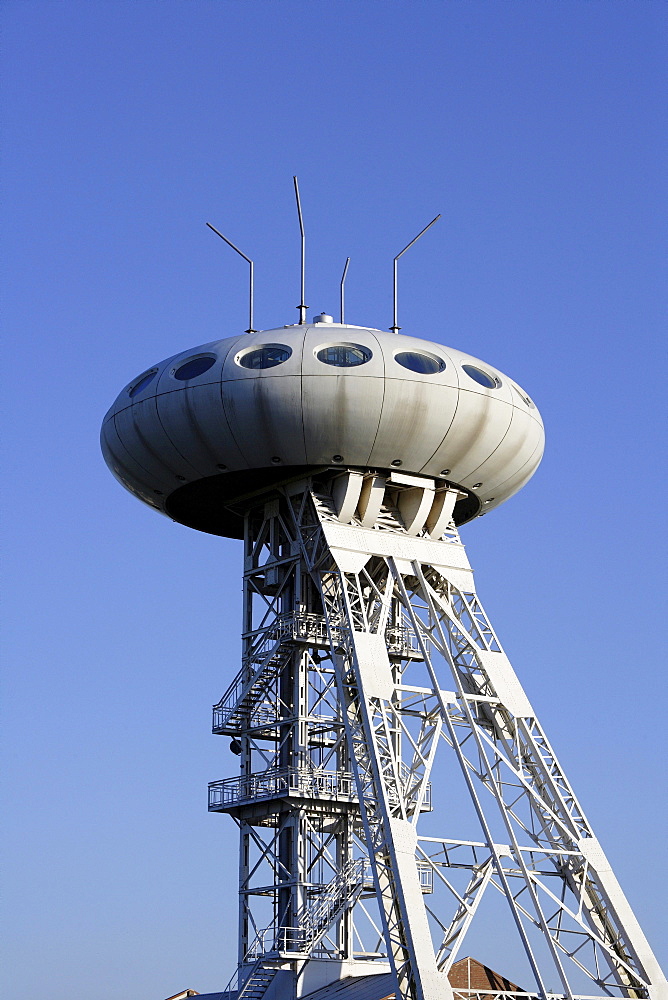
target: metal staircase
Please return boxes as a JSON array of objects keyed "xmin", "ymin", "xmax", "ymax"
[
  {"xmin": 236, "ymin": 963, "xmax": 277, "ymax": 999},
  {"xmin": 213, "ymin": 638, "xmax": 293, "ymax": 735},
  {"xmin": 298, "ymin": 857, "xmax": 368, "ymax": 953},
  {"xmin": 222, "ymin": 959, "xmax": 277, "ymax": 1000},
  {"xmin": 270, "ymin": 857, "xmax": 368, "ymax": 957}
]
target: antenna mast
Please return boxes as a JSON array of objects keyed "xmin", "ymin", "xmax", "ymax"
[
  {"xmin": 390, "ymin": 214, "xmax": 441, "ymax": 333},
  {"xmin": 340, "ymin": 257, "xmax": 350, "ymax": 325},
  {"xmin": 293, "ymin": 176, "xmax": 308, "ymax": 324},
  {"xmin": 206, "ymin": 223, "xmax": 256, "ymax": 333}
]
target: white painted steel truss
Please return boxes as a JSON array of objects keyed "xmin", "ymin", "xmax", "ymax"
[{"xmin": 211, "ymin": 471, "xmax": 666, "ymax": 1000}]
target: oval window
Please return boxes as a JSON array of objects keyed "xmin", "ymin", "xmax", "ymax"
[
  {"xmin": 316, "ymin": 344, "xmax": 371, "ymax": 367},
  {"xmin": 462, "ymin": 364, "xmax": 500, "ymax": 389},
  {"xmin": 128, "ymin": 369, "xmax": 158, "ymax": 397},
  {"xmin": 511, "ymin": 384, "xmax": 535, "ymax": 409},
  {"xmin": 395, "ymin": 351, "xmax": 445, "ymax": 375},
  {"xmin": 238, "ymin": 344, "xmax": 292, "ymax": 369},
  {"xmin": 174, "ymin": 356, "xmax": 216, "ymax": 380}
]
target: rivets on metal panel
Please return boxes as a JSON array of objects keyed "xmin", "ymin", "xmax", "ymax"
[
  {"xmin": 472, "ymin": 483, "xmax": 482, "ymax": 489},
  {"xmin": 176, "ymin": 475, "xmax": 186, "ymax": 481},
  {"xmin": 440, "ymin": 469, "xmax": 451, "ymax": 476},
  {"xmin": 332, "ymin": 455, "xmax": 344, "ymax": 463},
  {"xmin": 217, "ymin": 464, "xmax": 227, "ymax": 471},
  {"xmin": 271, "ymin": 457, "xmax": 282, "ymax": 464},
  {"xmin": 391, "ymin": 459, "xmax": 402, "ymax": 467}
]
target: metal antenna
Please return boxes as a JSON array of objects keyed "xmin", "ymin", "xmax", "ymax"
[
  {"xmin": 340, "ymin": 257, "xmax": 350, "ymax": 325},
  {"xmin": 206, "ymin": 223, "xmax": 256, "ymax": 333},
  {"xmin": 390, "ymin": 214, "xmax": 441, "ymax": 333},
  {"xmin": 293, "ymin": 176, "xmax": 308, "ymax": 324}
]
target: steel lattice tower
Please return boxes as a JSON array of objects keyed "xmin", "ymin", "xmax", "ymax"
[
  {"xmin": 102, "ymin": 209, "xmax": 666, "ymax": 1000},
  {"xmin": 202, "ymin": 472, "xmax": 666, "ymax": 1000}
]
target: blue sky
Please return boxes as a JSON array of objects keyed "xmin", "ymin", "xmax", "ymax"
[{"xmin": 2, "ymin": 2, "xmax": 666, "ymax": 998}]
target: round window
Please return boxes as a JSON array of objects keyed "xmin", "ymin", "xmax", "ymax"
[
  {"xmin": 462, "ymin": 364, "xmax": 500, "ymax": 389},
  {"xmin": 316, "ymin": 344, "xmax": 371, "ymax": 367},
  {"xmin": 174, "ymin": 356, "xmax": 217, "ymax": 380},
  {"xmin": 128, "ymin": 369, "xmax": 158, "ymax": 397},
  {"xmin": 395, "ymin": 351, "xmax": 445, "ymax": 375},
  {"xmin": 238, "ymin": 344, "xmax": 292, "ymax": 369}
]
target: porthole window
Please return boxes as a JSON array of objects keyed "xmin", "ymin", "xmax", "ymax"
[
  {"xmin": 395, "ymin": 351, "xmax": 445, "ymax": 375},
  {"xmin": 511, "ymin": 384, "xmax": 535, "ymax": 409},
  {"xmin": 128, "ymin": 369, "xmax": 158, "ymax": 397},
  {"xmin": 462, "ymin": 364, "xmax": 500, "ymax": 389},
  {"xmin": 238, "ymin": 344, "xmax": 292, "ymax": 369},
  {"xmin": 316, "ymin": 344, "xmax": 372, "ymax": 367},
  {"xmin": 174, "ymin": 356, "xmax": 216, "ymax": 380}
]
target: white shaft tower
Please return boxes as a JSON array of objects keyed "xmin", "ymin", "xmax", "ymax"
[
  {"xmin": 210, "ymin": 470, "xmax": 666, "ymax": 1000},
  {"xmin": 100, "ymin": 279, "xmax": 664, "ymax": 1000}
]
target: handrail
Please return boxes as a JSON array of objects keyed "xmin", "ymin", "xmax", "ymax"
[{"xmin": 209, "ymin": 765, "xmax": 356, "ymax": 810}]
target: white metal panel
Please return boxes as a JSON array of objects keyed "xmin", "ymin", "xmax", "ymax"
[
  {"xmin": 332, "ymin": 471, "xmax": 364, "ymax": 522},
  {"xmin": 104, "ymin": 415, "xmax": 174, "ymax": 497},
  {"xmin": 138, "ymin": 335, "xmax": 252, "ymax": 476},
  {"xmin": 477, "ymin": 650, "xmax": 534, "ymax": 718},
  {"xmin": 461, "ymin": 406, "xmax": 543, "ymax": 501},
  {"xmin": 330, "ymin": 548, "xmax": 372, "ymax": 575},
  {"xmin": 321, "ymin": 520, "xmax": 471, "ymax": 573},
  {"xmin": 390, "ymin": 471, "xmax": 436, "ymax": 489},
  {"xmin": 128, "ymin": 395, "xmax": 205, "ymax": 477},
  {"xmin": 398, "ymin": 486, "xmax": 435, "ymax": 536},
  {"xmin": 370, "ymin": 379, "xmax": 459, "ymax": 471},
  {"xmin": 156, "ymin": 382, "xmax": 249, "ymax": 474},
  {"xmin": 425, "ymin": 488, "xmax": 460, "ymax": 539},
  {"xmin": 577, "ymin": 839, "xmax": 668, "ymax": 999},
  {"xmin": 358, "ymin": 475, "xmax": 386, "ymax": 527},
  {"xmin": 387, "ymin": 819, "xmax": 448, "ymax": 1000},
  {"xmin": 113, "ymin": 403, "xmax": 186, "ymax": 487},
  {"xmin": 302, "ymin": 374, "xmax": 385, "ymax": 466},
  {"xmin": 322, "ymin": 519, "xmax": 475, "ymax": 592},
  {"xmin": 302, "ymin": 326, "xmax": 385, "ymax": 466},
  {"xmin": 222, "ymin": 372, "xmax": 308, "ymax": 467},
  {"xmin": 424, "ymin": 563, "xmax": 474, "ymax": 593},
  {"xmin": 375, "ymin": 334, "xmax": 459, "ymax": 474},
  {"xmin": 216, "ymin": 328, "xmax": 307, "ymax": 469},
  {"xmin": 351, "ymin": 631, "xmax": 394, "ymax": 700},
  {"xmin": 433, "ymin": 391, "xmax": 514, "ymax": 484},
  {"xmin": 482, "ymin": 433, "xmax": 545, "ymax": 507}
]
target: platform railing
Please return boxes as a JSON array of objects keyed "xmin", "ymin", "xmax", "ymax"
[{"xmin": 209, "ymin": 764, "xmax": 357, "ymax": 810}]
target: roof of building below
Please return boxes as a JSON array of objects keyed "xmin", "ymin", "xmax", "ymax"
[
  {"xmin": 302, "ymin": 973, "xmax": 396, "ymax": 999},
  {"xmin": 184, "ymin": 993, "xmax": 231, "ymax": 1000},
  {"xmin": 173, "ymin": 956, "xmax": 526, "ymax": 1000},
  {"xmin": 300, "ymin": 957, "xmax": 525, "ymax": 1000}
]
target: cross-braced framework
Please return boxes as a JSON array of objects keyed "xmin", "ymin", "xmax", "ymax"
[{"xmin": 211, "ymin": 471, "xmax": 666, "ymax": 1000}]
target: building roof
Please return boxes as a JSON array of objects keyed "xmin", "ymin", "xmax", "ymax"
[
  {"xmin": 301, "ymin": 957, "xmax": 525, "ymax": 1000},
  {"xmin": 302, "ymin": 974, "xmax": 396, "ymax": 1000},
  {"xmin": 184, "ymin": 993, "xmax": 231, "ymax": 1000},
  {"xmin": 169, "ymin": 956, "xmax": 526, "ymax": 1000}
]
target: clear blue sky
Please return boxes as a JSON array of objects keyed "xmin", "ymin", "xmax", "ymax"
[{"xmin": 2, "ymin": 2, "xmax": 666, "ymax": 998}]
